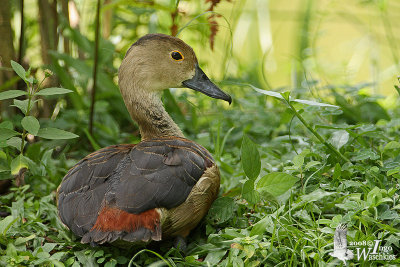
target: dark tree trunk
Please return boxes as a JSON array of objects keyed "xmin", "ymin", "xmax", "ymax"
[
  {"xmin": 38, "ymin": 0, "xmax": 59, "ymax": 117},
  {"xmin": 0, "ymin": 0, "xmax": 16, "ymax": 86}
]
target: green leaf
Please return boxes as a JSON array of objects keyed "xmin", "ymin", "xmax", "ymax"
[
  {"xmin": 6, "ymin": 137, "xmax": 22, "ymax": 151},
  {"xmin": 352, "ymin": 149, "xmax": 379, "ymax": 161},
  {"xmin": 12, "ymin": 99, "xmax": 29, "ymax": 114},
  {"xmin": 292, "ymin": 154, "xmax": 304, "ymax": 168},
  {"xmin": 0, "ymin": 216, "xmax": 17, "ymax": 236},
  {"xmin": 0, "ymin": 165, "xmax": 8, "ymax": 173},
  {"xmin": 333, "ymin": 163, "xmax": 341, "ymax": 180},
  {"xmin": 0, "ymin": 90, "xmax": 27, "ymax": 101},
  {"xmin": 256, "ymin": 172, "xmax": 298, "ymax": 197},
  {"xmin": 241, "ymin": 135, "xmax": 261, "ymax": 179},
  {"xmin": 250, "ymin": 85, "xmax": 284, "ymax": 100},
  {"xmin": 292, "ymin": 99, "xmax": 338, "ymax": 108},
  {"xmin": 93, "ymin": 250, "xmax": 104, "ymax": 258},
  {"xmin": 115, "ymin": 256, "xmax": 128, "ymax": 265},
  {"xmin": 10, "ymin": 60, "xmax": 27, "ymax": 81},
  {"xmin": 35, "ymin": 87, "xmax": 73, "ymax": 96},
  {"xmin": 21, "ymin": 116, "xmax": 40, "ymax": 135},
  {"xmin": 387, "ymin": 167, "xmax": 400, "ymax": 176},
  {"xmin": 280, "ymin": 91, "xmax": 291, "ymax": 101},
  {"xmin": 10, "ymin": 154, "xmax": 29, "ymax": 175},
  {"xmin": 242, "ymin": 179, "xmax": 259, "ymax": 204},
  {"xmin": 250, "ymin": 85, "xmax": 338, "ymax": 107},
  {"xmin": 0, "ymin": 121, "xmax": 13, "ymax": 130},
  {"xmin": 250, "ymin": 215, "xmax": 274, "ymax": 236},
  {"xmin": 0, "ymin": 128, "xmax": 19, "ymax": 141},
  {"xmin": 37, "ymin": 128, "xmax": 78, "ymax": 139},
  {"xmin": 330, "ymin": 130, "xmax": 349, "ymax": 149},
  {"xmin": 298, "ymin": 189, "xmax": 335, "ymax": 203},
  {"xmin": 42, "ymin": 243, "xmax": 57, "ymax": 253},
  {"xmin": 15, "ymin": 234, "xmax": 36, "ymax": 245},
  {"xmin": 383, "ymin": 141, "xmax": 400, "ymax": 153},
  {"xmin": 206, "ymin": 197, "xmax": 236, "ymax": 224},
  {"xmin": 204, "ymin": 250, "xmax": 227, "ymax": 266}
]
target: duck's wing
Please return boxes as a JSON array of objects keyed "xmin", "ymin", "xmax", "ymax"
[
  {"xmin": 57, "ymin": 137, "xmax": 215, "ymax": 245},
  {"xmin": 57, "ymin": 144, "xmax": 135, "ymax": 237}
]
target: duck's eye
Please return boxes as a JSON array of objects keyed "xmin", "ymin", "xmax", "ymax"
[{"xmin": 170, "ymin": 51, "xmax": 184, "ymax": 61}]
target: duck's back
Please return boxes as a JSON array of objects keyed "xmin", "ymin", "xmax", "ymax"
[{"xmin": 57, "ymin": 136, "xmax": 219, "ymax": 245}]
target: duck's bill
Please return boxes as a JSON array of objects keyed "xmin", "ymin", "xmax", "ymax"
[{"xmin": 183, "ymin": 64, "xmax": 232, "ymax": 104}]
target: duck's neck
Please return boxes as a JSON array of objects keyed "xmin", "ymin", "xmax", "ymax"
[{"xmin": 123, "ymin": 90, "xmax": 184, "ymax": 140}]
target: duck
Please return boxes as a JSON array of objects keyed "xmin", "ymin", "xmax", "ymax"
[{"xmin": 57, "ymin": 33, "xmax": 231, "ymax": 246}]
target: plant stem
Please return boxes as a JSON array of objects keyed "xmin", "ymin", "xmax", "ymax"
[
  {"xmin": 284, "ymin": 98, "xmax": 350, "ymax": 163},
  {"xmin": 89, "ymin": 0, "xmax": 101, "ymax": 135},
  {"xmin": 20, "ymin": 84, "xmax": 33, "ymax": 154}
]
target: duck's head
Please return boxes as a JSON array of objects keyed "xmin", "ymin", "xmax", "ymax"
[{"xmin": 118, "ymin": 33, "xmax": 232, "ymax": 104}]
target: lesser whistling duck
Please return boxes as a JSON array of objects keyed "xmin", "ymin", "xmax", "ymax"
[{"xmin": 57, "ymin": 33, "xmax": 232, "ymax": 246}]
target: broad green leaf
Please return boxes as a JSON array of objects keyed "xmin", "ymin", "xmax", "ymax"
[
  {"xmin": 250, "ymin": 215, "xmax": 274, "ymax": 236},
  {"xmin": 379, "ymin": 210, "xmax": 399, "ymax": 220},
  {"xmin": 12, "ymin": 99, "xmax": 29, "ymax": 114},
  {"xmin": 0, "ymin": 166, "xmax": 10, "ymax": 180},
  {"xmin": 292, "ymin": 154, "xmax": 304, "ymax": 168},
  {"xmin": 37, "ymin": 128, "xmax": 78, "ymax": 140},
  {"xmin": 280, "ymin": 91, "xmax": 291, "ymax": 101},
  {"xmin": 387, "ymin": 167, "xmax": 400, "ymax": 176},
  {"xmin": 15, "ymin": 234, "xmax": 36, "ymax": 245},
  {"xmin": 0, "ymin": 90, "xmax": 27, "ymax": 101},
  {"xmin": 10, "ymin": 60, "xmax": 27, "ymax": 81},
  {"xmin": 352, "ymin": 149, "xmax": 379, "ymax": 161},
  {"xmin": 35, "ymin": 87, "xmax": 73, "ymax": 96},
  {"xmin": 204, "ymin": 250, "xmax": 227, "ymax": 266},
  {"xmin": 0, "ymin": 141, "xmax": 6, "ymax": 149},
  {"xmin": 42, "ymin": 243, "xmax": 57, "ymax": 253},
  {"xmin": 336, "ymin": 201, "xmax": 359, "ymax": 211},
  {"xmin": 305, "ymin": 160, "xmax": 321, "ymax": 170},
  {"xmin": 206, "ymin": 197, "xmax": 236, "ymax": 224},
  {"xmin": 243, "ymin": 245, "xmax": 255, "ymax": 258},
  {"xmin": 241, "ymin": 135, "xmax": 261, "ymax": 179},
  {"xmin": 330, "ymin": 130, "xmax": 349, "ymax": 149},
  {"xmin": 0, "ymin": 128, "xmax": 19, "ymax": 141},
  {"xmin": 298, "ymin": 189, "xmax": 335, "ymax": 203},
  {"xmin": 242, "ymin": 179, "xmax": 259, "ymax": 204},
  {"xmin": 6, "ymin": 137, "xmax": 22, "ymax": 151},
  {"xmin": 93, "ymin": 251, "xmax": 104, "ymax": 258},
  {"xmin": 37, "ymin": 251, "xmax": 51, "ymax": 259},
  {"xmin": 383, "ymin": 141, "xmax": 400, "ymax": 153},
  {"xmin": 10, "ymin": 154, "xmax": 29, "ymax": 175},
  {"xmin": 333, "ymin": 163, "xmax": 341, "ymax": 180},
  {"xmin": 256, "ymin": 172, "xmax": 298, "ymax": 197},
  {"xmin": 0, "ymin": 121, "xmax": 13, "ymax": 129},
  {"xmin": 0, "ymin": 164, "xmax": 8, "ymax": 172},
  {"xmin": 21, "ymin": 116, "xmax": 40, "ymax": 135},
  {"xmin": 0, "ymin": 216, "xmax": 17, "ymax": 236}
]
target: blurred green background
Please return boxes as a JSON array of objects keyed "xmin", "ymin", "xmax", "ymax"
[{"xmin": 10, "ymin": 0, "xmax": 400, "ymax": 98}]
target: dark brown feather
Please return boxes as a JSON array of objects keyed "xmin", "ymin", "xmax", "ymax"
[{"xmin": 57, "ymin": 137, "xmax": 214, "ymax": 244}]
